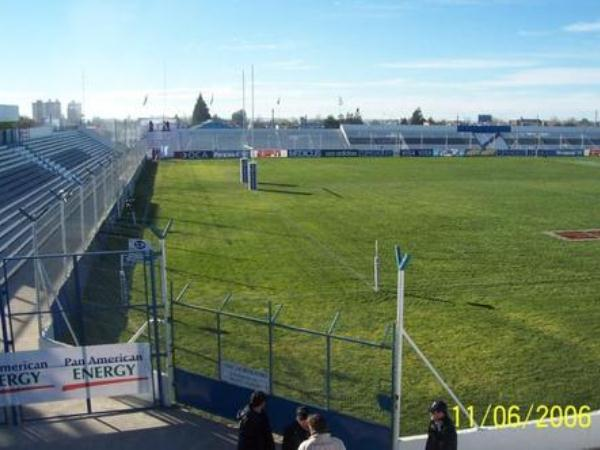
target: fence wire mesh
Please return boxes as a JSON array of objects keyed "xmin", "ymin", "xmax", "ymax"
[{"xmin": 172, "ymin": 297, "xmax": 394, "ymax": 426}]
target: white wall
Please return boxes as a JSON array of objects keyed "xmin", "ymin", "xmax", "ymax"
[{"xmin": 400, "ymin": 411, "xmax": 600, "ymax": 450}]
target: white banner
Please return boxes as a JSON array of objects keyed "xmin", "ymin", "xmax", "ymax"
[
  {"xmin": 220, "ymin": 360, "xmax": 270, "ymax": 393},
  {"xmin": 0, "ymin": 343, "xmax": 152, "ymax": 406}
]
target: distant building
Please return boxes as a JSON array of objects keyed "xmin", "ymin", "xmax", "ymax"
[
  {"xmin": 478, "ymin": 114, "xmax": 493, "ymax": 124},
  {"xmin": 0, "ymin": 104, "xmax": 19, "ymax": 123},
  {"xmin": 67, "ymin": 101, "xmax": 82, "ymax": 124},
  {"xmin": 32, "ymin": 99, "xmax": 62, "ymax": 126}
]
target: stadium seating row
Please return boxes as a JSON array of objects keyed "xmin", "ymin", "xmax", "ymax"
[{"xmin": 0, "ymin": 129, "xmax": 121, "ymax": 261}]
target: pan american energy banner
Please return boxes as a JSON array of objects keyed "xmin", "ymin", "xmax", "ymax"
[{"xmin": 0, "ymin": 343, "xmax": 152, "ymax": 406}]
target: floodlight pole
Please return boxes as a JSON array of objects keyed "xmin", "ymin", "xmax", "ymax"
[{"xmin": 392, "ymin": 245, "xmax": 410, "ymax": 450}]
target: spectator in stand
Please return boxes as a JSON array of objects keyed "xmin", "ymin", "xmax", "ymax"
[
  {"xmin": 237, "ymin": 391, "xmax": 275, "ymax": 450},
  {"xmin": 425, "ymin": 400, "xmax": 457, "ymax": 450},
  {"xmin": 148, "ymin": 120, "xmax": 154, "ymax": 132},
  {"xmin": 298, "ymin": 414, "xmax": 345, "ymax": 450},
  {"xmin": 282, "ymin": 406, "xmax": 310, "ymax": 450}
]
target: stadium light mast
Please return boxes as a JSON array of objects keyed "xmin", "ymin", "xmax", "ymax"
[
  {"xmin": 251, "ymin": 64, "xmax": 255, "ymax": 147},
  {"xmin": 242, "ymin": 70, "xmax": 246, "ymax": 145}
]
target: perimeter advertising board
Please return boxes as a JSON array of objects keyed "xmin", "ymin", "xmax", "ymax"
[{"xmin": 0, "ymin": 343, "xmax": 152, "ymax": 406}]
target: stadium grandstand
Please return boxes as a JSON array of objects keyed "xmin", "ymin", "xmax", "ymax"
[
  {"xmin": 143, "ymin": 123, "xmax": 600, "ymax": 158},
  {"xmin": 0, "ymin": 128, "xmax": 145, "ymax": 276}
]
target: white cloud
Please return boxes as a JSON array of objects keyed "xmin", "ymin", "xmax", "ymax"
[
  {"xmin": 486, "ymin": 67, "xmax": 600, "ymax": 87},
  {"xmin": 379, "ymin": 58, "xmax": 538, "ymax": 70},
  {"xmin": 563, "ymin": 19, "xmax": 600, "ymax": 33}
]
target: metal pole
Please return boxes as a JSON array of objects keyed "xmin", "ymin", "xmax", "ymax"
[
  {"xmin": 72, "ymin": 255, "xmax": 92, "ymax": 414},
  {"xmin": 268, "ymin": 301, "xmax": 273, "ymax": 394},
  {"xmin": 251, "ymin": 64, "xmax": 255, "ymax": 147},
  {"xmin": 393, "ymin": 246, "xmax": 410, "ymax": 450},
  {"xmin": 0, "ymin": 263, "xmax": 11, "ymax": 354},
  {"xmin": 59, "ymin": 197, "xmax": 67, "ymax": 254},
  {"xmin": 160, "ymin": 236, "xmax": 174, "ymax": 406},
  {"xmin": 91, "ymin": 173, "xmax": 98, "ymax": 226},
  {"xmin": 79, "ymin": 185, "xmax": 85, "ymax": 249},
  {"xmin": 393, "ymin": 268, "xmax": 404, "ymax": 450},
  {"xmin": 148, "ymin": 252, "xmax": 165, "ymax": 406},
  {"xmin": 31, "ymin": 220, "xmax": 44, "ymax": 340},
  {"xmin": 374, "ymin": 240, "xmax": 380, "ymax": 292},
  {"xmin": 216, "ymin": 292, "xmax": 232, "ymax": 380},
  {"xmin": 325, "ymin": 312, "xmax": 340, "ymax": 410},
  {"xmin": 216, "ymin": 309, "xmax": 222, "ymax": 379}
]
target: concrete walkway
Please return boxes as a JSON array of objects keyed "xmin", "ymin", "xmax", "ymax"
[{"xmin": 0, "ymin": 405, "xmax": 238, "ymax": 450}]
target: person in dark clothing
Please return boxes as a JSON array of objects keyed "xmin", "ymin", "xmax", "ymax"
[
  {"xmin": 282, "ymin": 406, "xmax": 310, "ymax": 450},
  {"xmin": 237, "ymin": 391, "xmax": 275, "ymax": 450},
  {"xmin": 425, "ymin": 400, "xmax": 457, "ymax": 450}
]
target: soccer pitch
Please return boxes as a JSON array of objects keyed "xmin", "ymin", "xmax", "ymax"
[{"xmin": 141, "ymin": 157, "xmax": 600, "ymax": 434}]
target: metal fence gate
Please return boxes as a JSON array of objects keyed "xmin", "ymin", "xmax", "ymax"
[{"xmin": 0, "ymin": 249, "xmax": 167, "ymax": 424}]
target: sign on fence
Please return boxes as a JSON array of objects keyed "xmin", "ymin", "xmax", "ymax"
[
  {"xmin": 126, "ymin": 239, "xmax": 152, "ymax": 263},
  {"xmin": 0, "ymin": 343, "xmax": 152, "ymax": 406},
  {"xmin": 220, "ymin": 360, "xmax": 270, "ymax": 393}
]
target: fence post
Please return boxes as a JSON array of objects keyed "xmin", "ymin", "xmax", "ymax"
[
  {"xmin": 268, "ymin": 302, "xmax": 273, "ymax": 394},
  {"xmin": 50, "ymin": 189, "xmax": 67, "ymax": 254},
  {"xmin": 79, "ymin": 184, "xmax": 85, "ymax": 250},
  {"xmin": 147, "ymin": 250, "xmax": 164, "ymax": 407},
  {"xmin": 266, "ymin": 302, "xmax": 283, "ymax": 395},
  {"xmin": 325, "ymin": 312, "xmax": 340, "ymax": 410},
  {"xmin": 216, "ymin": 293, "xmax": 232, "ymax": 380},
  {"xmin": 19, "ymin": 208, "xmax": 45, "ymax": 339},
  {"xmin": 0, "ymin": 261, "xmax": 11, "ymax": 354},
  {"xmin": 393, "ymin": 246, "xmax": 410, "ymax": 450},
  {"xmin": 72, "ymin": 255, "xmax": 92, "ymax": 414},
  {"xmin": 87, "ymin": 169, "xmax": 98, "ymax": 227},
  {"xmin": 374, "ymin": 240, "xmax": 380, "ymax": 292},
  {"xmin": 148, "ymin": 219, "xmax": 174, "ymax": 406}
]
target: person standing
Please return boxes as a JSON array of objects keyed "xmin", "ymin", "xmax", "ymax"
[
  {"xmin": 282, "ymin": 406, "xmax": 310, "ymax": 450},
  {"xmin": 237, "ymin": 391, "xmax": 275, "ymax": 450},
  {"xmin": 425, "ymin": 400, "xmax": 457, "ymax": 450},
  {"xmin": 298, "ymin": 414, "xmax": 345, "ymax": 450}
]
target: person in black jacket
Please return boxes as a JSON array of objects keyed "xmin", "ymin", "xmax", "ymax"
[
  {"xmin": 237, "ymin": 391, "xmax": 275, "ymax": 450},
  {"xmin": 425, "ymin": 400, "xmax": 457, "ymax": 450},
  {"xmin": 282, "ymin": 406, "xmax": 310, "ymax": 450}
]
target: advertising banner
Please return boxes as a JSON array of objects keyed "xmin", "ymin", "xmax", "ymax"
[
  {"xmin": 174, "ymin": 150, "xmax": 214, "ymax": 159},
  {"xmin": 287, "ymin": 149, "xmax": 320, "ymax": 158},
  {"xmin": 0, "ymin": 343, "xmax": 152, "ymax": 406}
]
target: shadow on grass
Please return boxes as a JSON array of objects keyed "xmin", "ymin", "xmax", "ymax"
[
  {"xmin": 322, "ymin": 187, "xmax": 343, "ymax": 198},
  {"xmin": 257, "ymin": 188, "xmax": 313, "ymax": 196},
  {"xmin": 260, "ymin": 182, "xmax": 299, "ymax": 188},
  {"xmin": 73, "ymin": 160, "xmax": 161, "ymax": 345}
]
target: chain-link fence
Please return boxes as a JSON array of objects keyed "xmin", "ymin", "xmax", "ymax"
[
  {"xmin": 0, "ymin": 141, "xmax": 146, "ymax": 289},
  {"xmin": 172, "ymin": 294, "xmax": 394, "ymax": 426}
]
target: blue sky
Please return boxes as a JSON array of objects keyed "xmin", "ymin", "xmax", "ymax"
[{"xmin": 2, "ymin": 0, "xmax": 600, "ymax": 120}]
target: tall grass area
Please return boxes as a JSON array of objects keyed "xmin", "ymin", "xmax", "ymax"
[{"xmin": 146, "ymin": 157, "xmax": 600, "ymax": 435}]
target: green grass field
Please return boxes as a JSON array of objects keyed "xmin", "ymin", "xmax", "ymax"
[{"xmin": 137, "ymin": 157, "xmax": 600, "ymax": 435}]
